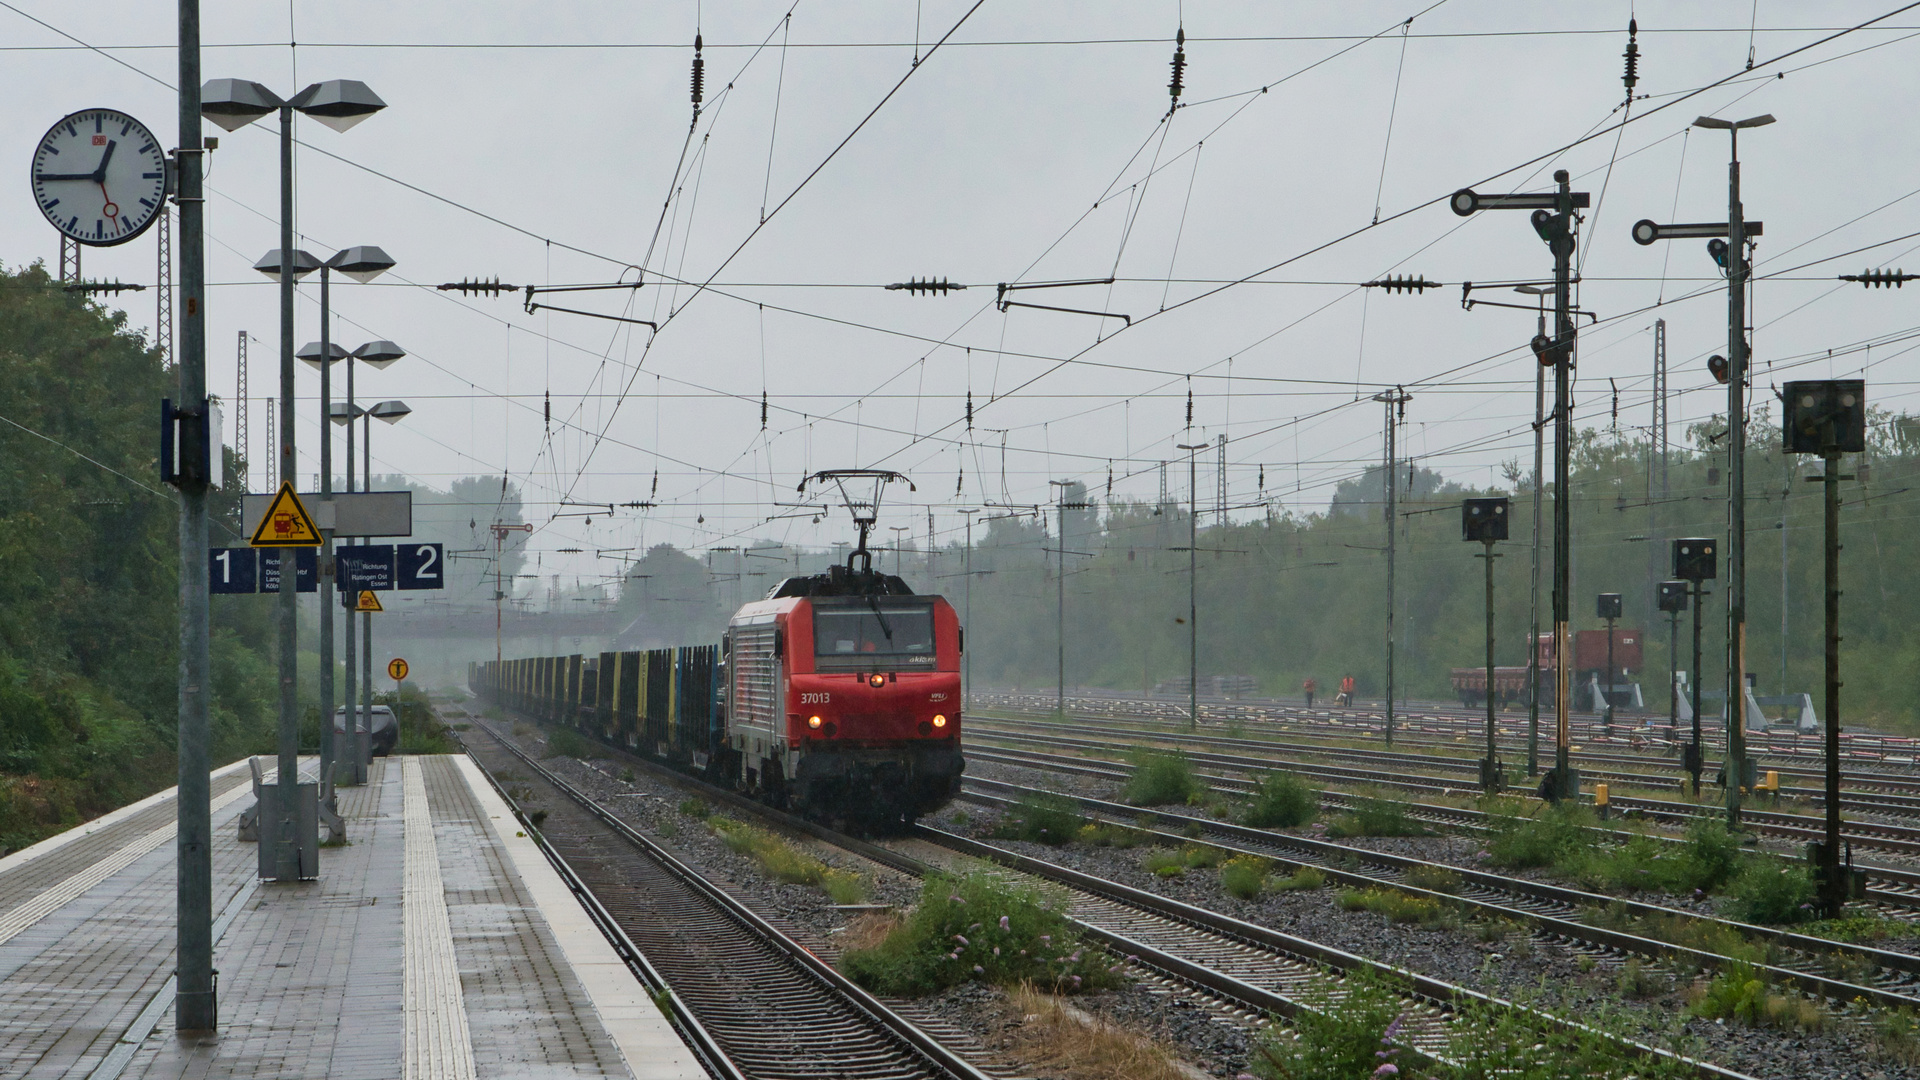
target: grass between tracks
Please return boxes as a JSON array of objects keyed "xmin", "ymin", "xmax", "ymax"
[
  {"xmin": 996, "ymin": 984, "xmax": 1193, "ymax": 1080},
  {"xmin": 706, "ymin": 817, "xmax": 867, "ymax": 905},
  {"xmin": 1247, "ymin": 966, "xmax": 1699, "ymax": 1080},
  {"xmin": 1482, "ymin": 801, "xmax": 1819, "ymax": 924},
  {"xmin": 840, "ymin": 871, "xmax": 1125, "ymax": 996}
]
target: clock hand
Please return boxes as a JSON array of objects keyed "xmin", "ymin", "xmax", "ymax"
[
  {"xmin": 91, "ymin": 140, "xmax": 116, "ymax": 182},
  {"xmin": 35, "ymin": 172, "xmax": 97, "ymax": 182}
]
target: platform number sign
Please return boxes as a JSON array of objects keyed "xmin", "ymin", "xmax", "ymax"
[
  {"xmin": 209, "ymin": 547, "xmax": 258, "ymax": 593},
  {"xmin": 396, "ymin": 543, "xmax": 442, "ymax": 590}
]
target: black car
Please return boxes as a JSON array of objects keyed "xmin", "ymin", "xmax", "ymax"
[{"xmin": 333, "ymin": 705, "xmax": 399, "ymax": 756}]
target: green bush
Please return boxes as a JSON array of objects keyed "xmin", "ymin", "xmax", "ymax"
[
  {"xmin": 1220, "ymin": 855, "xmax": 1271, "ymax": 900},
  {"xmin": 1338, "ymin": 887, "xmax": 1458, "ymax": 927},
  {"xmin": 1182, "ymin": 844, "xmax": 1226, "ymax": 869},
  {"xmin": 1121, "ymin": 748, "xmax": 1202, "ymax": 806},
  {"xmin": 1241, "ymin": 771, "xmax": 1318, "ymax": 828},
  {"xmin": 1247, "ymin": 967, "xmax": 1410, "ymax": 1080},
  {"xmin": 840, "ymin": 871, "xmax": 1124, "ymax": 996},
  {"xmin": 1725, "ymin": 862, "xmax": 1818, "ymax": 925},
  {"xmin": 990, "ymin": 792, "xmax": 1082, "ymax": 845},
  {"xmin": 1485, "ymin": 803, "xmax": 1595, "ymax": 869},
  {"xmin": 1273, "ymin": 866, "xmax": 1326, "ymax": 891},
  {"xmin": 678, "ymin": 798, "xmax": 711, "ymax": 819},
  {"xmin": 1325, "ymin": 796, "xmax": 1427, "ymax": 838},
  {"xmin": 1676, "ymin": 816, "xmax": 1747, "ymax": 892},
  {"xmin": 1404, "ymin": 863, "xmax": 1462, "ymax": 894},
  {"xmin": 1075, "ymin": 821, "xmax": 1148, "ymax": 848},
  {"xmin": 1689, "ymin": 960, "xmax": 1768, "ymax": 1023},
  {"xmin": 708, "ymin": 818, "xmax": 867, "ymax": 903},
  {"xmin": 1142, "ymin": 848, "xmax": 1186, "ymax": 877},
  {"xmin": 543, "ymin": 726, "xmax": 597, "ymax": 759}
]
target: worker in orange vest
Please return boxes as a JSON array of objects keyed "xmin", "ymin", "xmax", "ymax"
[
  {"xmin": 1338, "ymin": 675, "xmax": 1356, "ymax": 707},
  {"xmin": 1302, "ymin": 678, "xmax": 1317, "ymax": 709}
]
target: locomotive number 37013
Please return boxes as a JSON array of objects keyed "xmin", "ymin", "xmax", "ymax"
[{"xmin": 800, "ymin": 692, "xmax": 831, "ymax": 704}]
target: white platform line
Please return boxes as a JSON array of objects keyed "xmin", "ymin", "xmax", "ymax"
[
  {"xmin": 0, "ymin": 758, "xmax": 251, "ymax": 879},
  {"xmin": 0, "ymin": 781, "xmax": 253, "ymax": 948},
  {"xmin": 403, "ymin": 757, "xmax": 478, "ymax": 1080},
  {"xmin": 452, "ymin": 754, "xmax": 708, "ymax": 1080}
]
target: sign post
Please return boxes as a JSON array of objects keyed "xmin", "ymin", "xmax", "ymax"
[{"xmin": 247, "ymin": 479, "xmax": 321, "ymax": 882}]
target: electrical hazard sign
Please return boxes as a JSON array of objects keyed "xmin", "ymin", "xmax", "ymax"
[
  {"xmin": 249, "ymin": 481, "xmax": 321, "ymax": 547},
  {"xmin": 355, "ymin": 590, "xmax": 384, "ymax": 613}
]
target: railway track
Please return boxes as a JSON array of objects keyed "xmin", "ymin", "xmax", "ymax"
[
  {"xmin": 461, "ymin": 724, "xmax": 1002, "ymax": 1080},
  {"xmin": 958, "ymin": 741, "xmax": 1920, "ymax": 911},
  {"xmin": 954, "ymin": 772, "xmax": 1920, "ymax": 1012},
  {"xmin": 474, "ymin": 707, "xmax": 1752, "ymax": 1080},
  {"xmin": 970, "ymin": 712, "xmax": 1920, "ymax": 818},
  {"xmin": 974, "ymin": 692, "xmax": 1920, "ymax": 789},
  {"xmin": 963, "ymin": 723, "xmax": 1920, "ymax": 865}
]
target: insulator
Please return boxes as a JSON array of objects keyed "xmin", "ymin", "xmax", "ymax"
[
  {"xmin": 1843, "ymin": 267, "xmax": 1915, "ymax": 288},
  {"xmin": 1622, "ymin": 18, "xmax": 1640, "ymax": 98},
  {"xmin": 760, "ymin": 390, "xmax": 768, "ymax": 429},
  {"xmin": 650, "ymin": 469, "xmax": 658, "ymax": 497},
  {"xmin": 438, "ymin": 276, "xmax": 516, "ymax": 296},
  {"xmin": 965, "ymin": 390, "xmax": 974, "ymax": 431},
  {"xmin": 691, "ymin": 33, "xmax": 705, "ymax": 109},
  {"xmin": 1365, "ymin": 275, "xmax": 1437, "ymax": 294},
  {"xmin": 543, "ymin": 390, "xmax": 550, "ymax": 430},
  {"xmin": 887, "ymin": 277, "xmax": 966, "ymax": 295},
  {"xmin": 1185, "ymin": 386, "xmax": 1193, "ymax": 426},
  {"xmin": 1106, "ymin": 463, "xmax": 1114, "ymax": 497},
  {"xmin": 1168, "ymin": 28, "xmax": 1186, "ymax": 104},
  {"xmin": 956, "ymin": 469, "xmax": 964, "ymax": 496}
]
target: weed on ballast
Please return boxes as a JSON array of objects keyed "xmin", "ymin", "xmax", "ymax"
[
  {"xmin": 1121, "ymin": 747, "xmax": 1202, "ymax": 806},
  {"xmin": 707, "ymin": 818, "xmax": 867, "ymax": 903},
  {"xmin": 1000, "ymin": 984, "xmax": 1191, "ymax": 1080},
  {"xmin": 1075, "ymin": 821, "xmax": 1148, "ymax": 848},
  {"xmin": 1219, "ymin": 854, "xmax": 1271, "ymax": 900},
  {"xmin": 511, "ymin": 723, "xmax": 534, "ymax": 738},
  {"xmin": 1246, "ymin": 967, "xmax": 1411, "ymax": 1080},
  {"xmin": 678, "ymin": 798, "xmax": 711, "ymax": 819},
  {"xmin": 1803, "ymin": 915, "xmax": 1920, "ymax": 944},
  {"xmin": 1484, "ymin": 802, "xmax": 1595, "ymax": 869},
  {"xmin": 542, "ymin": 727, "xmax": 596, "ymax": 760},
  {"xmin": 1724, "ymin": 862, "xmax": 1819, "ymax": 925},
  {"xmin": 1403, "ymin": 863, "xmax": 1462, "ymax": 894},
  {"xmin": 839, "ymin": 871, "xmax": 1124, "ymax": 997},
  {"xmin": 1441, "ymin": 981, "xmax": 1699, "ymax": 1080},
  {"xmin": 1616, "ymin": 958, "xmax": 1666, "ymax": 999},
  {"xmin": 1141, "ymin": 848, "xmax": 1186, "ymax": 878},
  {"xmin": 1325, "ymin": 795, "xmax": 1427, "ymax": 838},
  {"xmin": 1872, "ymin": 1007, "xmax": 1920, "ymax": 1066},
  {"xmin": 1272, "ymin": 866, "xmax": 1327, "ymax": 891},
  {"xmin": 991, "ymin": 792, "xmax": 1083, "ymax": 846},
  {"xmin": 1240, "ymin": 771, "xmax": 1318, "ymax": 828},
  {"xmin": 1686, "ymin": 960, "xmax": 1830, "ymax": 1031},
  {"xmin": 1337, "ymin": 887, "xmax": 1460, "ymax": 929}
]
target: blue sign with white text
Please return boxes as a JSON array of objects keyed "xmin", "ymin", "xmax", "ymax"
[
  {"xmin": 209, "ymin": 547, "xmax": 257, "ymax": 593},
  {"xmin": 258, "ymin": 548, "xmax": 319, "ymax": 593},
  {"xmin": 338, "ymin": 544, "xmax": 396, "ymax": 591},
  {"xmin": 395, "ymin": 543, "xmax": 444, "ymax": 590}
]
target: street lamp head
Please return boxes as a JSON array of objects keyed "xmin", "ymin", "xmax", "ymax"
[
  {"xmin": 254, "ymin": 248, "xmax": 321, "ymax": 282},
  {"xmin": 328, "ymin": 402, "xmax": 366, "ymax": 425},
  {"xmin": 293, "ymin": 80, "xmax": 387, "ymax": 132},
  {"xmin": 352, "ymin": 340, "xmax": 406, "ymax": 368},
  {"xmin": 327, "ymin": 245, "xmax": 397, "ymax": 283},
  {"xmin": 1693, "ymin": 114, "xmax": 1774, "ymax": 131},
  {"xmin": 200, "ymin": 78, "xmax": 280, "ymax": 131},
  {"xmin": 369, "ymin": 400, "xmax": 412, "ymax": 424},
  {"xmin": 298, "ymin": 341, "xmax": 351, "ymax": 368},
  {"xmin": 1513, "ymin": 284, "xmax": 1549, "ymax": 295}
]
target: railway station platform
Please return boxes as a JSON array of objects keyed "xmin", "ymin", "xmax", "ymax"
[{"xmin": 0, "ymin": 753, "xmax": 706, "ymax": 1080}]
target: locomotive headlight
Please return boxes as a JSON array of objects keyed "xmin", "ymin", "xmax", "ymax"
[
  {"xmin": 808, "ymin": 715, "xmax": 823, "ymax": 729},
  {"xmin": 932, "ymin": 714, "xmax": 947, "ymax": 728},
  {"xmin": 868, "ymin": 674, "xmax": 885, "ymax": 688}
]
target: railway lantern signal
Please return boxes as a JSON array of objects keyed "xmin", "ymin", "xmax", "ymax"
[
  {"xmin": 1596, "ymin": 593, "xmax": 1623, "ymax": 619},
  {"xmin": 1784, "ymin": 379, "xmax": 1870, "ymax": 916},
  {"xmin": 1595, "ymin": 593, "xmax": 1622, "ymax": 735},
  {"xmin": 1658, "ymin": 581, "xmax": 1688, "ymax": 743},
  {"xmin": 1673, "ymin": 539, "xmax": 1716, "ymax": 582},
  {"xmin": 1657, "ymin": 581, "xmax": 1688, "ymax": 613},
  {"xmin": 1672, "ymin": 540, "xmax": 1716, "ymax": 794},
  {"xmin": 1463, "ymin": 497, "xmax": 1509, "ymax": 792}
]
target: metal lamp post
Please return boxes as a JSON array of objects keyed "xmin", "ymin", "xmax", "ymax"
[
  {"xmin": 365, "ymin": 399, "xmax": 411, "ymax": 743},
  {"xmin": 278, "ymin": 248, "xmax": 395, "ymax": 803},
  {"xmin": 202, "ymin": 76, "xmax": 386, "ymax": 881}
]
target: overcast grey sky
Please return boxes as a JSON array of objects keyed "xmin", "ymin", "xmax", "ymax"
[{"xmin": 6, "ymin": 2, "xmax": 1920, "ymax": 597}]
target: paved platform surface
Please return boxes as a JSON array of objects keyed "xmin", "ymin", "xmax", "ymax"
[{"xmin": 0, "ymin": 754, "xmax": 706, "ymax": 1079}]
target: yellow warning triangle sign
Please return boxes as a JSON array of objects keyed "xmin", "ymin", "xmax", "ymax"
[
  {"xmin": 250, "ymin": 480, "xmax": 322, "ymax": 547},
  {"xmin": 355, "ymin": 590, "xmax": 384, "ymax": 613}
]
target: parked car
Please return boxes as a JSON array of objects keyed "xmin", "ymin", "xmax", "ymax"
[{"xmin": 333, "ymin": 705, "xmax": 399, "ymax": 756}]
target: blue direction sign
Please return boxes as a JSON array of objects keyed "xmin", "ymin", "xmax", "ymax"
[
  {"xmin": 395, "ymin": 543, "xmax": 444, "ymax": 590},
  {"xmin": 338, "ymin": 544, "xmax": 396, "ymax": 591},
  {"xmin": 258, "ymin": 548, "xmax": 319, "ymax": 593},
  {"xmin": 210, "ymin": 547, "xmax": 258, "ymax": 593}
]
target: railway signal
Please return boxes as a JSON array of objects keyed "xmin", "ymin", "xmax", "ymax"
[
  {"xmin": 1596, "ymin": 593, "xmax": 1622, "ymax": 735},
  {"xmin": 1462, "ymin": 498, "xmax": 1508, "ymax": 792},
  {"xmin": 1784, "ymin": 379, "xmax": 1869, "ymax": 915},
  {"xmin": 1454, "ymin": 172, "xmax": 1588, "ymax": 802},
  {"xmin": 1673, "ymin": 539, "xmax": 1717, "ymax": 795},
  {"xmin": 1630, "ymin": 112, "xmax": 1773, "ymax": 827},
  {"xmin": 1657, "ymin": 581, "xmax": 1688, "ymax": 740}
]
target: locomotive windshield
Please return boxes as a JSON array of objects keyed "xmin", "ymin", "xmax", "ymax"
[{"xmin": 813, "ymin": 598, "xmax": 936, "ymax": 669}]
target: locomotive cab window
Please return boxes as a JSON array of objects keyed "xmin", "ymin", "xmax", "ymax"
[{"xmin": 813, "ymin": 598, "xmax": 937, "ymax": 669}]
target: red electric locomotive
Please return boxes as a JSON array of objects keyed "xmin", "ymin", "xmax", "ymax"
[{"xmin": 719, "ymin": 470, "xmax": 964, "ymax": 827}]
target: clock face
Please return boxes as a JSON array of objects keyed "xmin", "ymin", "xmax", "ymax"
[{"xmin": 30, "ymin": 108, "xmax": 168, "ymax": 247}]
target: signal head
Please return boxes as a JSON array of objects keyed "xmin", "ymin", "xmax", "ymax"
[
  {"xmin": 1707, "ymin": 355, "xmax": 1730, "ymax": 384},
  {"xmin": 1707, "ymin": 238, "xmax": 1729, "ymax": 269}
]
